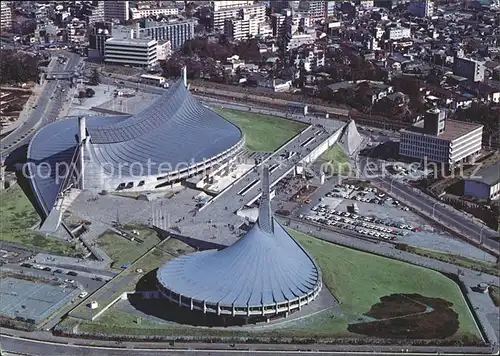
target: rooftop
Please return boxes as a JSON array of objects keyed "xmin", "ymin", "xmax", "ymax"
[
  {"xmin": 404, "ymin": 119, "xmax": 483, "ymax": 141},
  {"xmin": 467, "ymin": 163, "xmax": 500, "ymax": 186}
]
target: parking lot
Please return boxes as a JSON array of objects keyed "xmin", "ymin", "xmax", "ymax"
[{"xmin": 297, "ymin": 181, "xmax": 497, "ymax": 262}]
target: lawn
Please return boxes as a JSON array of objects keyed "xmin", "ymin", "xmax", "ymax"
[
  {"xmin": 320, "ymin": 144, "xmax": 351, "ymax": 175},
  {"xmin": 290, "ymin": 230, "xmax": 481, "ymax": 340},
  {"xmin": 0, "ymin": 185, "xmax": 79, "ymax": 256},
  {"xmin": 395, "ymin": 243, "xmax": 499, "ymax": 277},
  {"xmin": 489, "ymin": 285, "xmax": 500, "ymax": 307},
  {"xmin": 69, "ymin": 238, "xmax": 195, "ymax": 321},
  {"xmin": 213, "ymin": 108, "xmax": 306, "ymax": 152},
  {"xmin": 96, "ymin": 224, "xmax": 162, "ymax": 269}
]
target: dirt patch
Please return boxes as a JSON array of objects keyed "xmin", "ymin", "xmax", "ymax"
[
  {"xmin": 291, "ymin": 185, "xmax": 318, "ymax": 203},
  {"xmin": 348, "ymin": 293, "xmax": 459, "ymax": 339}
]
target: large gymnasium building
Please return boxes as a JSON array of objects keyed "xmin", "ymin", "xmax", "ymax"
[{"xmin": 27, "ymin": 69, "xmax": 244, "ymax": 231}]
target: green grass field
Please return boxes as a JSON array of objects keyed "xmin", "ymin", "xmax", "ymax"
[
  {"xmin": 213, "ymin": 108, "xmax": 306, "ymax": 152},
  {"xmin": 70, "ymin": 238, "xmax": 193, "ymax": 320},
  {"xmin": 396, "ymin": 243, "xmax": 499, "ymax": 277},
  {"xmin": 320, "ymin": 144, "xmax": 350, "ymax": 174},
  {"xmin": 290, "ymin": 231, "xmax": 481, "ymax": 340},
  {"xmin": 489, "ymin": 285, "xmax": 500, "ymax": 307},
  {"xmin": 0, "ymin": 185, "xmax": 79, "ymax": 256},
  {"xmin": 96, "ymin": 224, "xmax": 162, "ymax": 269}
]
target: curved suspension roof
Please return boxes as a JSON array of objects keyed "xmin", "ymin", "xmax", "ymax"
[
  {"xmin": 26, "ymin": 79, "xmax": 243, "ymax": 214},
  {"xmin": 157, "ymin": 167, "xmax": 321, "ymax": 309}
]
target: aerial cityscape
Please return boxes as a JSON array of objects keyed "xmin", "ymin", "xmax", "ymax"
[{"xmin": 0, "ymin": 1, "xmax": 499, "ymax": 355}]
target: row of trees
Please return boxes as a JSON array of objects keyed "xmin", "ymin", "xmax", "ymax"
[{"xmin": 0, "ymin": 50, "xmax": 39, "ymax": 85}]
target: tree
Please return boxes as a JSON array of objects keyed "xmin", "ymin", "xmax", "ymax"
[
  {"xmin": 89, "ymin": 68, "xmax": 100, "ymax": 85},
  {"xmin": 85, "ymin": 88, "xmax": 95, "ymax": 97}
]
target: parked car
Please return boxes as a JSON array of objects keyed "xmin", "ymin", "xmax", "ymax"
[
  {"xmin": 54, "ymin": 269, "xmax": 63, "ymax": 274},
  {"xmin": 78, "ymin": 291, "xmax": 88, "ymax": 298},
  {"xmin": 67, "ymin": 271, "xmax": 78, "ymax": 276},
  {"xmin": 42, "ymin": 267, "xmax": 51, "ymax": 272},
  {"xmin": 20, "ymin": 263, "xmax": 32, "ymax": 268},
  {"xmin": 64, "ymin": 279, "xmax": 75, "ymax": 284}
]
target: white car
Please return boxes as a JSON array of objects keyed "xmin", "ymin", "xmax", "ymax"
[
  {"xmin": 64, "ymin": 279, "xmax": 75, "ymax": 284},
  {"xmin": 78, "ymin": 291, "xmax": 88, "ymax": 298}
]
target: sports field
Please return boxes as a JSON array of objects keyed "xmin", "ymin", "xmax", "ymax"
[
  {"xmin": 213, "ymin": 108, "xmax": 306, "ymax": 152},
  {"xmin": 0, "ymin": 185, "xmax": 79, "ymax": 256}
]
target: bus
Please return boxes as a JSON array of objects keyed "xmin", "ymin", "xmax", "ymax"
[{"xmin": 139, "ymin": 74, "xmax": 169, "ymax": 88}]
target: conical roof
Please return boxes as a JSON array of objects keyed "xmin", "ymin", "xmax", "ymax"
[{"xmin": 156, "ymin": 166, "xmax": 321, "ymax": 309}]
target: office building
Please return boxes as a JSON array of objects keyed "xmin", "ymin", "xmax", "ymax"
[
  {"xmin": 88, "ymin": 22, "xmax": 113, "ymax": 57},
  {"xmin": 0, "ymin": 1, "xmax": 12, "ymax": 31},
  {"xmin": 139, "ymin": 17, "xmax": 195, "ymax": 50},
  {"xmin": 407, "ymin": 0, "xmax": 434, "ymax": 18},
  {"xmin": 399, "ymin": 108, "xmax": 483, "ymax": 165},
  {"xmin": 84, "ymin": 0, "xmax": 105, "ymax": 25},
  {"xmin": 105, "ymin": 37, "xmax": 158, "ymax": 67},
  {"xmin": 130, "ymin": 6, "xmax": 179, "ymax": 19},
  {"xmin": 453, "ymin": 57, "xmax": 486, "ymax": 82},
  {"xmin": 387, "ymin": 25, "xmax": 411, "ymax": 40},
  {"xmin": 211, "ymin": 1, "xmax": 263, "ymax": 31},
  {"xmin": 299, "ymin": 0, "xmax": 326, "ymax": 20},
  {"xmin": 104, "ymin": 1, "xmax": 130, "ymax": 23}
]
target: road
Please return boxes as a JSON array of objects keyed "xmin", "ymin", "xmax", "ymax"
[
  {"xmin": 2, "ymin": 264, "xmax": 105, "ymax": 291},
  {"xmin": 0, "ymin": 51, "xmax": 82, "ymax": 163},
  {"xmin": 358, "ymin": 155, "xmax": 500, "ymax": 255},
  {"xmin": 0, "ymin": 333, "xmax": 495, "ymax": 356}
]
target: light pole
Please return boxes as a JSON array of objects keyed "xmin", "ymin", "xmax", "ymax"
[
  {"xmin": 432, "ymin": 202, "xmax": 437, "ymax": 218},
  {"xmin": 479, "ymin": 225, "xmax": 485, "ymax": 245}
]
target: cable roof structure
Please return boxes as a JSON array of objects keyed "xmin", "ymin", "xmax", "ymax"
[
  {"xmin": 156, "ymin": 166, "xmax": 322, "ymax": 320},
  {"xmin": 26, "ymin": 74, "xmax": 244, "ymax": 221}
]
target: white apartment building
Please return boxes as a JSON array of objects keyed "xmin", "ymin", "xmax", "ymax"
[
  {"xmin": 130, "ymin": 6, "xmax": 179, "ymax": 20},
  {"xmin": 0, "ymin": 1, "xmax": 12, "ymax": 31},
  {"xmin": 104, "ymin": 1, "xmax": 130, "ymax": 23},
  {"xmin": 224, "ymin": 13, "xmax": 271, "ymax": 40},
  {"xmin": 358, "ymin": 0, "xmax": 374, "ymax": 9},
  {"xmin": 212, "ymin": 1, "xmax": 264, "ymax": 31},
  {"xmin": 453, "ymin": 57, "xmax": 486, "ymax": 82},
  {"xmin": 157, "ymin": 40, "xmax": 172, "ymax": 60},
  {"xmin": 387, "ymin": 25, "xmax": 411, "ymax": 40},
  {"xmin": 105, "ymin": 38, "xmax": 158, "ymax": 68},
  {"xmin": 399, "ymin": 109, "xmax": 483, "ymax": 165}
]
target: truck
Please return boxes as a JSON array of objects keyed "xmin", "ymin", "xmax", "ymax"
[{"xmin": 351, "ymin": 203, "xmax": 359, "ymax": 214}]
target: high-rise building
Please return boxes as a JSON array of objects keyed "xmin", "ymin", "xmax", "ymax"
[
  {"xmin": 138, "ymin": 17, "xmax": 195, "ymax": 50},
  {"xmin": 0, "ymin": 1, "xmax": 13, "ymax": 31},
  {"xmin": 104, "ymin": 1, "xmax": 130, "ymax": 23},
  {"xmin": 105, "ymin": 37, "xmax": 158, "ymax": 67},
  {"xmin": 407, "ymin": 0, "xmax": 434, "ymax": 18},
  {"xmin": 84, "ymin": 0, "xmax": 105, "ymax": 25},
  {"xmin": 211, "ymin": 1, "xmax": 261, "ymax": 31},
  {"xmin": 453, "ymin": 57, "xmax": 486, "ymax": 82},
  {"xmin": 89, "ymin": 22, "xmax": 113, "ymax": 57}
]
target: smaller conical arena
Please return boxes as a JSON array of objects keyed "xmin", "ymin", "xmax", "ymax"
[{"xmin": 156, "ymin": 166, "xmax": 322, "ymax": 321}]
